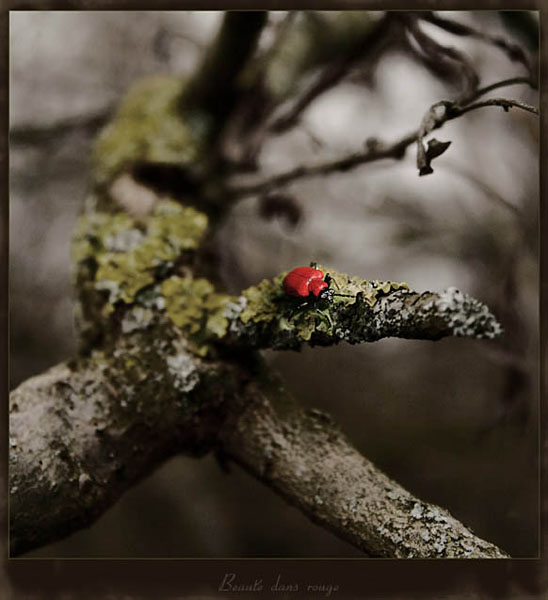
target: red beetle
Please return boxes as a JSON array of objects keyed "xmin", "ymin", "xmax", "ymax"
[
  {"xmin": 282, "ymin": 263, "xmax": 354, "ymax": 313},
  {"xmin": 283, "ymin": 266, "xmax": 332, "ymax": 300}
]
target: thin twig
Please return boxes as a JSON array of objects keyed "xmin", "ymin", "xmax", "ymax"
[
  {"xmin": 10, "ymin": 110, "xmax": 111, "ymax": 145},
  {"xmin": 419, "ymin": 11, "xmax": 533, "ymax": 75},
  {"xmin": 460, "ymin": 76, "xmax": 536, "ymax": 104},
  {"xmin": 269, "ymin": 13, "xmax": 397, "ymax": 133},
  {"xmin": 450, "ymin": 165, "xmax": 522, "ymax": 218},
  {"xmin": 405, "ymin": 15, "xmax": 479, "ymax": 100},
  {"xmin": 228, "ymin": 76, "xmax": 537, "ymax": 198},
  {"xmin": 228, "ymin": 131, "xmax": 418, "ymax": 198},
  {"xmin": 454, "ymin": 97, "xmax": 538, "ymax": 117}
]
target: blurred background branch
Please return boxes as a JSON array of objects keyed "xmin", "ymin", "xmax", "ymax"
[{"xmin": 228, "ymin": 74, "xmax": 537, "ymax": 195}]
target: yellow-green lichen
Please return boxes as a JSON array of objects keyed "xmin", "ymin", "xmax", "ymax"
[
  {"xmin": 93, "ymin": 76, "xmax": 207, "ymax": 186},
  {"xmin": 240, "ymin": 275, "xmax": 285, "ymax": 324},
  {"xmin": 72, "ymin": 212, "xmax": 136, "ymax": 265},
  {"xmin": 238, "ymin": 266, "xmax": 411, "ymax": 343},
  {"xmin": 161, "ymin": 275, "xmax": 231, "ymax": 355},
  {"xmin": 291, "ymin": 310, "xmax": 333, "ymax": 341},
  {"xmin": 344, "ymin": 276, "xmax": 410, "ymax": 307},
  {"xmin": 72, "ymin": 200, "xmax": 208, "ymax": 309}
]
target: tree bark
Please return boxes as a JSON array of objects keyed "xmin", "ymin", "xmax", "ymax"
[{"xmin": 9, "ymin": 351, "xmax": 508, "ymax": 558}]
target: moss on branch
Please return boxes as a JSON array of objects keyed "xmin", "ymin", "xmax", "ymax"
[
  {"xmin": 92, "ymin": 76, "xmax": 208, "ymax": 187},
  {"xmin": 221, "ymin": 267, "xmax": 502, "ymax": 350},
  {"xmin": 72, "ymin": 198, "xmax": 211, "ymax": 350},
  {"xmin": 73, "ymin": 204, "xmax": 502, "ymax": 356}
]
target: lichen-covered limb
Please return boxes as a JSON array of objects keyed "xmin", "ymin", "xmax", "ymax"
[
  {"xmin": 9, "ymin": 353, "xmax": 508, "ymax": 558},
  {"xmin": 71, "ymin": 202, "xmax": 501, "ymax": 356},
  {"xmin": 222, "ymin": 271, "xmax": 502, "ymax": 351},
  {"xmin": 220, "ymin": 372, "xmax": 509, "ymax": 558}
]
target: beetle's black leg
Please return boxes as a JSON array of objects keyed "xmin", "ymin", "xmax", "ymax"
[{"xmin": 289, "ymin": 300, "xmax": 310, "ymax": 321}]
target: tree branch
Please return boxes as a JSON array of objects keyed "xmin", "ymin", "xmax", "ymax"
[
  {"xmin": 9, "ymin": 110, "xmax": 110, "ymax": 146},
  {"xmin": 227, "ymin": 131, "xmax": 418, "ymax": 198},
  {"xmin": 268, "ymin": 13, "xmax": 397, "ymax": 133},
  {"xmin": 9, "ymin": 340, "xmax": 240, "ymax": 556},
  {"xmin": 416, "ymin": 92, "xmax": 538, "ymax": 175},
  {"xmin": 219, "ymin": 372, "xmax": 509, "ymax": 558},
  {"xmin": 11, "ymin": 22, "xmax": 519, "ymax": 556},
  {"xmin": 452, "ymin": 96, "xmax": 538, "ymax": 117},
  {"xmin": 222, "ymin": 273, "xmax": 502, "ymax": 351},
  {"xmin": 180, "ymin": 11, "xmax": 268, "ymax": 144},
  {"xmin": 419, "ymin": 11, "xmax": 533, "ymax": 76},
  {"xmin": 227, "ymin": 75, "xmax": 537, "ymax": 196},
  {"xmin": 10, "ymin": 193, "xmax": 505, "ymax": 558},
  {"xmin": 221, "ymin": 12, "xmax": 395, "ymax": 171},
  {"xmin": 9, "ymin": 352, "xmax": 509, "ymax": 558},
  {"xmin": 460, "ymin": 75, "xmax": 536, "ymax": 104}
]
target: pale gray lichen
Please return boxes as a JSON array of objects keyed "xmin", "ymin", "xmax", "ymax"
[
  {"xmin": 410, "ymin": 502, "xmax": 424, "ymax": 520},
  {"xmin": 222, "ymin": 280, "xmax": 502, "ymax": 350},
  {"xmin": 166, "ymin": 340, "xmax": 201, "ymax": 393},
  {"xmin": 120, "ymin": 306, "xmax": 155, "ymax": 334},
  {"xmin": 433, "ymin": 287, "xmax": 503, "ymax": 339},
  {"xmin": 104, "ymin": 227, "xmax": 146, "ymax": 253}
]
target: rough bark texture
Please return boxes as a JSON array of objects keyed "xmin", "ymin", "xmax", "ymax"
[
  {"xmin": 9, "ymin": 337, "xmax": 240, "ymax": 556},
  {"xmin": 224, "ymin": 284, "xmax": 502, "ymax": 351},
  {"xmin": 9, "ymin": 354, "xmax": 509, "ymax": 558},
  {"xmin": 219, "ymin": 374, "xmax": 509, "ymax": 558}
]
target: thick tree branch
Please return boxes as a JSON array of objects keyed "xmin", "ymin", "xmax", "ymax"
[
  {"xmin": 9, "ymin": 197, "xmax": 504, "ymax": 558},
  {"xmin": 9, "ymin": 339, "xmax": 240, "ymax": 556},
  {"xmin": 9, "ymin": 353, "xmax": 508, "ymax": 558},
  {"xmin": 220, "ymin": 374, "xmax": 509, "ymax": 558},
  {"xmin": 180, "ymin": 11, "xmax": 268, "ymax": 145}
]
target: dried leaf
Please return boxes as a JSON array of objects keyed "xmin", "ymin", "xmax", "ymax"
[
  {"xmin": 418, "ymin": 138, "xmax": 452, "ymax": 176},
  {"xmin": 416, "ymin": 102, "xmax": 453, "ymax": 176},
  {"xmin": 426, "ymin": 138, "xmax": 451, "ymax": 159}
]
